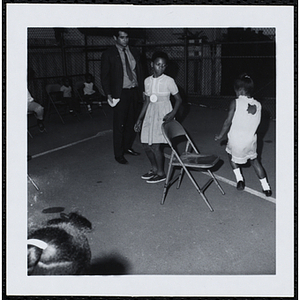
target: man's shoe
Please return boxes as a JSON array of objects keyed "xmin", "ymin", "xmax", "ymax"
[
  {"xmin": 263, "ymin": 190, "xmax": 272, "ymax": 197},
  {"xmin": 146, "ymin": 174, "xmax": 166, "ymax": 184},
  {"xmin": 115, "ymin": 156, "xmax": 128, "ymax": 164},
  {"xmin": 125, "ymin": 149, "xmax": 140, "ymax": 156},
  {"xmin": 236, "ymin": 181, "xmax": 245, "ymax": 191},
  {"xmin": 141, "ymin": 170, "xmax": 156, "ymax": 180}
]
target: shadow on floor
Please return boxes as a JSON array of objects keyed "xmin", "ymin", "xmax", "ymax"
[{"xmin": 87, "ymin": 254, "xmax": 131, "ymax": 275}]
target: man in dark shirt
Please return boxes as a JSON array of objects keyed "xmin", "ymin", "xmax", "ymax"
[{"xmin": 101, "ymin": 29, "xmax": 144, "ymax": 164}]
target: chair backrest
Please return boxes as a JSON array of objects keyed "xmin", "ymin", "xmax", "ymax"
[
  {"xmin": 162, "ymin": 120, "xmax": 187, "ymax": 141},
  {"xmin": 74, "ymin": 81, "xmax": 84, "ymax": 97},
  {"xmin": 45, "ymin": 84, "xmax": 62, "ymax": 95},
  {"xmin": 162, "ymin": 119, "xmax": 198, "ymax": 154}
]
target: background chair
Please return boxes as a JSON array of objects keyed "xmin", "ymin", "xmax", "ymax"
[
  {"xmin": 27, "ymin": 155, "xmax": 40, "ymax": 191},
  {"xmin": 27, "ymin": 112, "xmax": 34, "ymax": 138},
  {"xmin": 45, "ymin": 84, "xmax": 66, "ymax": 124},
  {"xmin": 74, "ymin": 81, "xmax": 106, "ymax": 117},
  {"xmin": 27, "ymin": 111, "xmax": 46, "ymax": 137},
  {"xmin": 161, "ymin": 119, "xmax": 225, "ymax": 212},
  {"xmin": 28, "ymin": 174, "xmax": 40, "ymax": 191},
  {"xmin": 74, "ymin": 81, "xmax": 92, "ymax": 118}
]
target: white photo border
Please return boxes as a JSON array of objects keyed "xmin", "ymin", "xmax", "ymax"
[{"xmin": 6, "ymin": 4, "xmax": 295, "ymax": 297}]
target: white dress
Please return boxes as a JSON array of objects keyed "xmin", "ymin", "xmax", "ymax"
[
  {"xmin": 226, "ymin": 95, "xmax": 261, "ymax": 164},
  {"xmin": 141, "ymin": 74, "xmax": 179, "ymax": 145}
]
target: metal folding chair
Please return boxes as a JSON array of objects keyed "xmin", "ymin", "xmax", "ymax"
[
  {"xmin": 27, "ymin": 112, "xmax": 34, "ymax": 138},
  {"xmin": 45, "ymin": 84, "xmax": 66, "ymax": 124},
  {"xmin": 27, "ymin": 111, "xmax": 46, "ymax": 137},
  {"xmin": 74, "ymin": 81, "xmax": 106, "ymax": 117},
  {"xmin": 161, "ymin": 119, "xmax": 225, "ymax": 212},
  {"xmin": 74, "ymin": 81, "xmax": 92, "ymax": 118}
]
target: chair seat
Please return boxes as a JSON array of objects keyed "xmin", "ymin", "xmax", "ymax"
[{"xmin": 172, "ymin": 152, "xmax": 219, "ymax": 168}]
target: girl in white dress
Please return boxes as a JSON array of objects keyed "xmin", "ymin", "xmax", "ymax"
[
  {"xmin": 215, "ymin": 74, "xmax": 272, "ymax": 196},
  {"xmin": 134, "ymin": 52, "xmax": 182, "ymax": 183}
]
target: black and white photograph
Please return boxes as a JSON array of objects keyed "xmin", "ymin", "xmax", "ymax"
[{"xmin": 6, "ymin": 4, "xmax": 295, "ymax": 297}]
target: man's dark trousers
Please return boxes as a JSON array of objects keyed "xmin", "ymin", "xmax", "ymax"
[{"xmin": 113, "ymin": 87, "xmax": 139, "ymax": 158}]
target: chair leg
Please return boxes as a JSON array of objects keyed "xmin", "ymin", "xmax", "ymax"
[
  {"xmin": 100, "ymin": 106, "xmax": 107, "ymax": 117},
  {"xmin": 80, "ymin": 102, "xmax": 93, "ymax": 119},
  {"xmin": 94, "ymin": 101, "xmax": 107, "ymax": 117},
  {"xmin": 198, "ymin": 190, "xmax": 214, "ymax": 212},
  {"xmin": 177, "ymin": 168, "xmax": 184, "ymax": 189},
  {"xmin": 183, "ymin": 167, "xmax": 214, "ymax": 212},
  {"xmin": 27, "ymin": 174, "xmax": 40, "ymax": 191},
  {"xmin": 27, "ymin": 130, "xmax": 33, "ymax": 138},
  {"xmin": 50, "ymin": 100, "xmax": 65, "ymax": 124},
  {"xmin": 161, "ymin": 184, "xmax": 168, "ymax": 205},
  {"xmin": 207, "ymin": 170, "xmax": 225, "ymax": 195},
  {"xmin": 161, "ymin": 163, "xmax": 173, "ymax": 205}
]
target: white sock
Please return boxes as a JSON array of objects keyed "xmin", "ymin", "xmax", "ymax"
[
  {"xmin": 260, "ymin": 178, "xmax": 271, "ymax": 190},
  {"xmin": 233, "ymin": 168, "xmax": 243, "ymax": 182}
]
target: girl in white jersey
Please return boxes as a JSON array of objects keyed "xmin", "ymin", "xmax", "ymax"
[{"xmin": 215, "ymin": 74, "xmax": 272, "ymax": 196}]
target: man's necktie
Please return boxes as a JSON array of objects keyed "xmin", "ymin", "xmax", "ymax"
[{"xmin": 123, "ymin": 48, "xmax": 134, "ymax": 81}]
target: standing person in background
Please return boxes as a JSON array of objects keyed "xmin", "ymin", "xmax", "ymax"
[
  {"xmin": 215, "ymin": 73, "xmax": 272, "ymax": 196},
  {"xmin": 101, "ymin": 28, "xmax": 144, "ymax": 164}
]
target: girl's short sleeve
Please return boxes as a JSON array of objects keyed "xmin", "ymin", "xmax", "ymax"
[
  {"xmin": 144, "ymin": 77, "xmax": 151, "ymax": 96},
  {"xmin": 168, "ymin": 77, "xmax": 179, "ymax": 95}
]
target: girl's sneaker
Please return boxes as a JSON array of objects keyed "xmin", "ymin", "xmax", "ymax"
[
  {"xmin": 146, "ymin": 174, "xmax": 166, "ymax": 184},
  {"xmin": 141, "ymin": 170, "xmax": 156, "ymax": 180}
]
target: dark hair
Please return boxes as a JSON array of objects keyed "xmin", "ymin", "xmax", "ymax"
[
  {"xmin": 234, "ymin": 73, "xmax": 254, "ymax": 96},
  {"xmin": 151, "ymin": 51, "xmax": 169, "ymax": 64},
  {"xmin": 27, "ymin": 213, "xmax": 92, "ymax": 275},
  {"xmin": 113, "ymin": 28, "xmax": 129, "ymax": 38},
  {"xmin": 62, "ymin": 77, "xmax": 70, "ymax": 84},
  {"xmin": 85, "ymin": 73, "xmax": 93, "ymax": 81}
]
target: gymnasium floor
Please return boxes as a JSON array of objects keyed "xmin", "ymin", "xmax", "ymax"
[{"xmin": 27, "ymin": 103, "xmax": 276, "ymax": 275}]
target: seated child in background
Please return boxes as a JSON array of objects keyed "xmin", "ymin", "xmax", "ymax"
[
  {"xmin": 27, "ymin": 212, "xmax": 92, "ymax": 275},
  {"xmin": 83, "ymin": 73, "xmax": 102, "ymax": 113},
  {"xmin": 60, "ymin": 77, "xmax": 80, "ymax": 114},
  {"xmin": 27, "ymin": 89, "xmax": 45, "ymax": 132}
]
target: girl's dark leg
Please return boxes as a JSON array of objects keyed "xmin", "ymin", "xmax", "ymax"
[
  {"xmin": 250, "ymin": 158, "xmax": 271, "ymax": 195},
  {"xmin": 250, "ymin": 158, "xmax": 266, "ymax": 179},
  {"xmin": 84, "ymin": 95, "xmax": 93, "ymax": 107},
  {"xmin": 143, "ymin": 144, "xmax": 158, "ymax": 173},
  {"xmin": 152, "ymin": 144, "xmax": 165, "ymax": 176},
  {"xmin": 228, "ymin": 154, "xmax": 239, "ymax": 170},
  {"xmin": 228, "ymin": 154, "xmax": 245, "ymax": 190}
]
